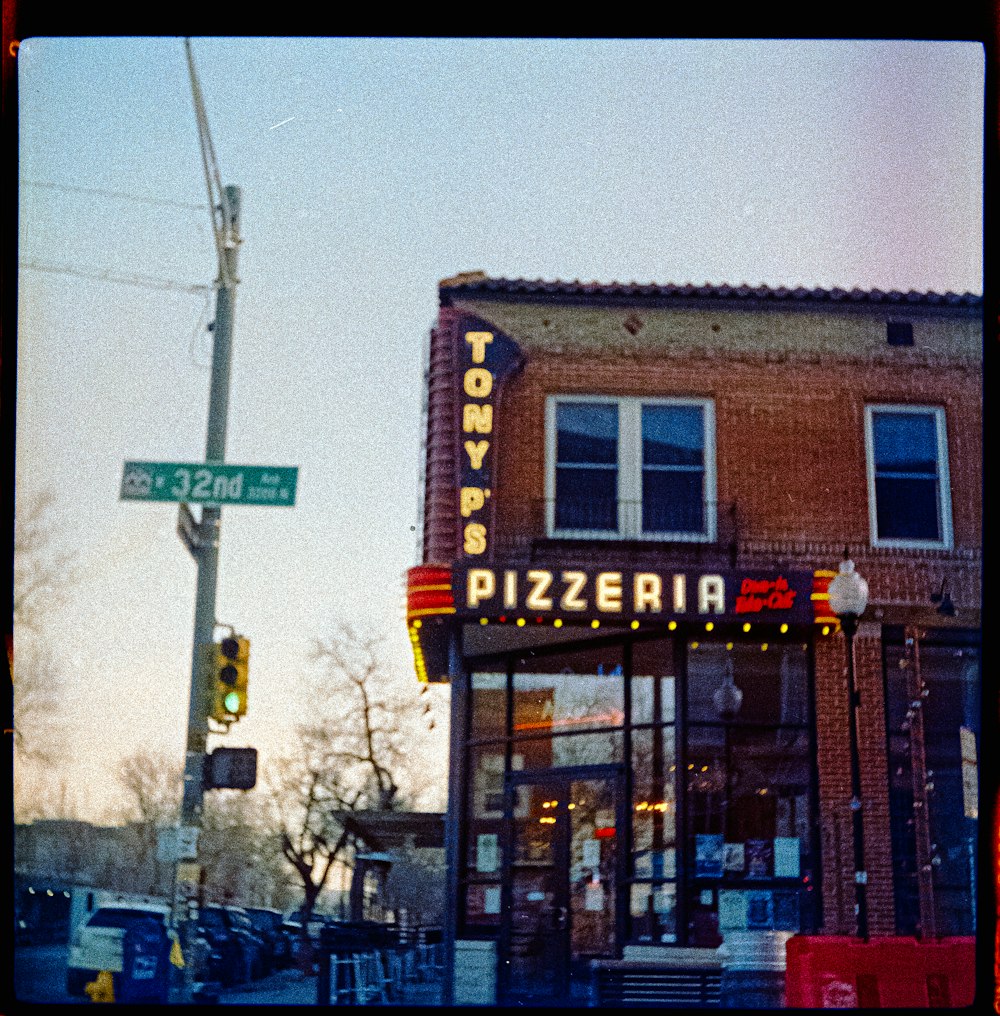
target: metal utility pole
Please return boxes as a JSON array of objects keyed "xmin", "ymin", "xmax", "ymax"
[{"xmin": 172, "ymin": 40, "xmax": 241, "ymax": 1001}]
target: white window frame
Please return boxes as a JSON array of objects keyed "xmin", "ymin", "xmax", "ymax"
[
  {"xmin": 545, "ymin": 394, "xmax": 717, "ymax": 542},
  {"xmin": 864, "ymin": 404, "xmax": 953, "ymax": 550}
]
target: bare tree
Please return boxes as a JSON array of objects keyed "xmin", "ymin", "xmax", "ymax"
[
  {"xmin": 200, "ymin": 790, "xmax": 296, "ymax": 909},
  {"xmin": 12, "ymin": 488, "xmax": 78, "ymax": 766},
  {"xmin": 116, "ymin": 750, "xmax": 183, "ymax": 893},
  {"xmin": 13, "ymin": 489, "xmax": 76, "ymax": 630},
  {"xmin": 267, "ymin": 623, "xmax": 440, "ymax": 925}
]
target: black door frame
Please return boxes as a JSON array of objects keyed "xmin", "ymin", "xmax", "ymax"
[{"xmin": 498, "ymin": 763, "xmax": 624, "ymax": 1005}]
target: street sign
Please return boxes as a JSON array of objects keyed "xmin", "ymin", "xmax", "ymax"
[
  {"xmin": 176, "ymin": 502, "xmax": 203, "ymax": 557},
  {"xmin": 157, "ymin": 825, "xmax": 200, "ymax": 862},
  {"xmin": 121, "ymin": 461, "xmax": 298, "ymax": 506},
  {"xmin": 204, "ymin": 746, "xmax": 258, "ymax": 790}
]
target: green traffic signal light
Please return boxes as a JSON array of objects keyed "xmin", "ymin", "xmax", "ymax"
[{"xmin": 208, "ymin": 635, "xmax": 250, "ymax": 724}]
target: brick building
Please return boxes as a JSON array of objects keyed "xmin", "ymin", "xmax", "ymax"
[{"xmin": 405, "ymin": 273, "xmax": 981, "ymax": 1006}]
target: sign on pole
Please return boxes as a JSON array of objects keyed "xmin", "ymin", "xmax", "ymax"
[{"xmin": 121, "ymin": 461, "xmax": 298, "ymax": 507}]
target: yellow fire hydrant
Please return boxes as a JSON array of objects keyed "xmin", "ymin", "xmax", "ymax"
[{"xmin": 84, "ymin": 970, "xmax": 115, "ymax": 1003}]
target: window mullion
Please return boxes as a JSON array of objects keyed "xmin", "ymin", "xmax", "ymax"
[{"xmin": 621, "ymin": 399, "xmax": 642, "ymax": 538}]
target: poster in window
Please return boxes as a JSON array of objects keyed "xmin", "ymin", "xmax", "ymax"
[
  {"xmin": 773, "ymin": 837, "xmax": 799, "ymax": 878},
  {"xmin": 695, "ymin": 834, "xmax": 724, "ymax": 877},
  {"xmin": 585, "ymin": 881, "xmax": 605, "ymax": 912},
  {"xmin": 723, "ymin": 842, "xmax": 745, "ymax": 873},
  {"xmin": 651, "ymin": 849, "xmax": 676, "ymax": 879},
  {"xmin": 718, "ymin": 890, "xmax": 747, "ymax": 929},
  {"xmin": 476, "ymin": 833, "xmax": 499, "ymax": 873},
  {"xmin": 653, "ymin": 884, "xmax": 675, "ymax": 915},
  {"xmin": 483, "ymin": 886, "xmax": 502, "ymax": 914},
  {"xmin": 746, "ymin": 839, "xmax": 773, "ymax": 879},
  {"xmin": 745, "ymin": 890, "xmax": 774, "ymax": 929},
  {"xmin": 772, "ymin": 890, "xmax": 800, "ymax": 931},
  {"xmin": 582, "ymin": 838, "xmax": 601, "ymax": 868}
]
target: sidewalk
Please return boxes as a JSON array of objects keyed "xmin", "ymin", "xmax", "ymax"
[{"xmin": 217, "ymin": 966, "xmax": 444, "ymax": 1006}]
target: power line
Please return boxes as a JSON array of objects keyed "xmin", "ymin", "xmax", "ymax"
[
  {"xmin": 21, "ymin": 180, "xmax": 207, "ymax": 211},
  {"xmin": 19, "ymin": 260, "xmax": 213, "ymax": 294}
]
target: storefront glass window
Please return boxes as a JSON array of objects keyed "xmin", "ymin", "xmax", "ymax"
[
  {"xmin": 683, "ymin": 640, "xmax": 815, "ymax": 946},
  {"xmin": 471, "ymin": 671, "xmax": 506, "ymax": 740},
  {"xmin": 884, "ymin": 634, "xmax": 979, "ymax": 936},
  {"xmin": 687, "ymin": 641, "xmax": 808, "ymax": 724},
  {"xmin": 631, "ymin": 635, "xmax": 675, "ymax": 724},
  {"xmin": 630, "ymin": 882, "xmax": 677, "ymax": 943}
]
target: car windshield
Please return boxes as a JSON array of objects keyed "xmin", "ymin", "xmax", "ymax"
[{"xmin": 88, "ymin": 909, "xmax": 165, "ymax": 928}]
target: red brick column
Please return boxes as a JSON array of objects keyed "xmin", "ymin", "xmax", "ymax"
[
  {"xmin": 814, "ymin": 627, "xmax": 894, "ymax": 936},
  {"xmin": 852, "ymin": 626, "xmax": 895, "ymax": 935}
]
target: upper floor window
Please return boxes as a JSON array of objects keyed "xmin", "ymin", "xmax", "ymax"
[
  {"xmin": 545, "ymin": 396, "xmax": 716, "ymax": 541},
  {"xmin": 865, "ymin": 405, "xmax": 952, "ymax": 548}
]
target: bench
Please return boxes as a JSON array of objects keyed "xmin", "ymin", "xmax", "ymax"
[{"xmin": 592, "ymin": 947, "xmax": 724, "ymax": 1008}]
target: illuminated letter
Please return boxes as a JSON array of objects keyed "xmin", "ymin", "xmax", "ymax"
[
  {"xmin": 673, "ymin": 574, "xmax": 686, "ymax": 613},
  {"xmin": 463, "ymin": 368, "xmax": 494, "ymax": 398},
  {"xmin": 634, "ymin": 573, "xmax": 662, "ymax": 612},
  {"xmin": 460, "ymin": 487, "xmax": 486, "ymax": 517},
  {"xmin": 464, "ymin": 523, "xmax": 487, "ymax": 555},
  {"xmin": 698, "ymin": 575, "xmax": 726, "ymax": 614},
  {"xmin": 596, "ymin": 572, "xmax": 623, "ymax": 612},
  {"xmin": 560, "ymin": 571, "xmax": 587, "ymax": 611},
  {"xmin": 464, "ymin": 440, "xmax": 489, "ymax": 470},
  {"xmin": 467, "ymin": 568, "xmax": 495, "ymax": 607},
  {"xmin": 465, "ymin": 331, "xmax": 494, "ymax": 364},
  {"xmin": 463, "ymin": 404, "xmax": 493, "ymax": 433},
  {"xmin": 504, "ymin": 570, "xmax": 518, "ymax": 609},
  {"xmin": 526, "ymin": 570, "xmax": 553, "ymax": 610}
]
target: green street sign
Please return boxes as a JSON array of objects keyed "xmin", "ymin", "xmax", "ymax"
[{"xmin": 121, "ymin": 461, "xmax": 298, "ymax": 506}]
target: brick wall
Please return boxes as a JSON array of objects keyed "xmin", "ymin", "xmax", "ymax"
[
  {"xmin": 489, "ymin": 350, "xmax": 981, "ymax": 557},
  {"xmin": 419, "ymin": 293, "xmax": 981, "ymax": 940}
]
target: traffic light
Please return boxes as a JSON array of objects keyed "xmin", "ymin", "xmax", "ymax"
[{"xmin": 210, "ymin": 636, "xmax": 249, "ymax": 723}]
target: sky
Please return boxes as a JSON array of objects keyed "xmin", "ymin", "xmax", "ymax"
[{"xmin": 13, "ymin": 37, "xmax": 985, "ymax": 823}]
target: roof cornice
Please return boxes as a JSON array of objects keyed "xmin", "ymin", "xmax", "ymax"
[{"xmin": 439, "ymin": 274, "xmax": 982, "ymax": 312}]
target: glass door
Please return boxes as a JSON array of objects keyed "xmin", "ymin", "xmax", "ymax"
[{"xmin": 503, "ymin": 771, "xmax": 619, "ymax": 1006}]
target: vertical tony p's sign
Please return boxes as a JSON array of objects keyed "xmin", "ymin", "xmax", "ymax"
[{"xmin": 457, "ymin": 324, "xmax": 520, "ymax": 560}]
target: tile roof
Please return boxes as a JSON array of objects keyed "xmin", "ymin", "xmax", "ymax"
[{"xmin": 439, "ymin": 273, "xmax": 982, "ymax": 309}]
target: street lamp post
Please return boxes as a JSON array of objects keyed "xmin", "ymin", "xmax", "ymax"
[{"xmin": 827, "ymin": 551, "xmax": 870, "ymax": 940}]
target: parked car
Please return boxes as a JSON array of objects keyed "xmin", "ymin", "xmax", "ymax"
[
  {"xmin": 66, "ymin": 903, "xmax": 173, "ymax": 996},
  {"xmin": 224, "ymin": 906, "xmax": 269, "ymax": 979},
  {"xmin": 198, "ymin": 906, "xmax": 254, "ymax": 986},
  {"xmin": 244, "ymin": 907, "xmax": 291, "ymax": 971}
]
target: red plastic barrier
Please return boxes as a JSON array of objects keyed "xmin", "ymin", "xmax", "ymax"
[{"xmin": 785, "ymin": 936, "xmax": 975, "ymax": 1008}]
